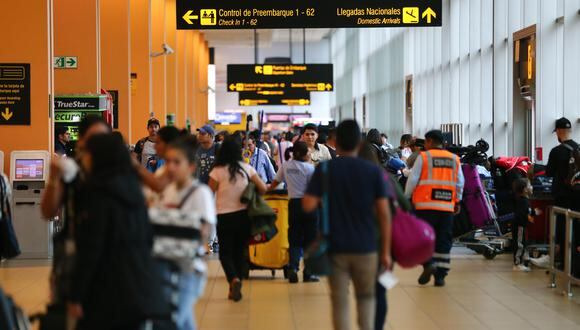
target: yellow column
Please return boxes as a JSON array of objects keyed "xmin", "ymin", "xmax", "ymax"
[
  {"xmin": 151, "ymin": 0, "xmax": 166, "ymax": 123},
  {"xmin": 165, "ymin": 0, "xmax": 179, "ymax": 127},
  {"xmin": 186, "ymin": 31, "xmax": 196, "ymax": 128},
  {"xmin": 130, "ymin": 0, "xmax": 151, "ymax": 143},
  {"xmin": 100, "ymin": 0, "xmax": 131, "ymax": 139},
  {"xmin": 176, "ymin": 30, "xmax": 188, "ymax": 130},
  {"xmin": 54, "ymin": 0, "xmax": 100, "ymax": 94},
  {"xmin": 0, "ymin": 0, "xmax": 52, "ymax": 172}
]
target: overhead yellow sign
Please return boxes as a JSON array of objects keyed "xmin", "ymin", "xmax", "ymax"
[{"xmin": 176, "ymin": 0, "xmax": 442, "ymax": 30}]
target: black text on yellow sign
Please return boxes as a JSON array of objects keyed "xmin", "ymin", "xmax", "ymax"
[
  {"xmin": 176, "ymin": 0, "xmax": 442, "ymax": 30},
  {"xmin": 228, "ymin": 64, "xmax": 333, "ymax": 93},
  {"xmin": 239, "ymin": 91, "xmax": 311, "ymax": 106},
  {"xmin": 0, "ymin": 64, "xmax": 31, "ymax": 125}
]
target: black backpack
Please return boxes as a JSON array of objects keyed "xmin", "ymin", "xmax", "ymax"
[{"xmin": 562, "ymin": 142, "xmax": 580, "ymax": 191}]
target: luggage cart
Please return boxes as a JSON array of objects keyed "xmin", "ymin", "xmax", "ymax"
[{"xmin": 247, "ymin": 191, "xmax": 290, "ymax": 278}]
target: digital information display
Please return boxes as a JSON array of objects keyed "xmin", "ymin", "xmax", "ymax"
[
  {"xmin": 215, "ymin": 112, "xmax": 243, "ymax": 125},
  {"xmin": 177, "ymin": 0, "xmax": 441, "ymax": 29},
  {"xmin": 239, "ymin": 90, "xmax": 311, "ymax": 106},
  {"xmin": 15, "ymin": 159, "xmax": 44, "ymax": 181},
  {"xmin": 228, "ymin": 64, "xmax": 333, "ymax": 93}
]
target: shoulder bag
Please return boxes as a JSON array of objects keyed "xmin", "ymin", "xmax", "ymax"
[
  {"xmin": 240, "ymin": 169, "xmax": 278, "ymax": 244},
  {"xmin": 304, "ymin": 161, "xmax": 332, "ymax": 276}
]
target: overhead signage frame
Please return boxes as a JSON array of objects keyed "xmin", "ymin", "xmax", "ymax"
[
  {"xmin": 177, "ymin": 0, "xmax": 442, "ymax": 30},
  {"xmin": 228, "ymin": 64, "xmax": 333, "ymax": 93}
]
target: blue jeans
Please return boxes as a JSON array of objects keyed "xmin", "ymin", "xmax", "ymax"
[{"xmin": 175, "ymin": 272, "xmax": 207, "ymax": 330}]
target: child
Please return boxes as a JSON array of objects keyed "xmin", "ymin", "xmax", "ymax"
[
  {"xmin": 512, "ymin": 178, "xmax": 536, "ymax": 272},
  {"xmin": 152, "ymin": 135, "xmax": 216, "ymax": 329}
]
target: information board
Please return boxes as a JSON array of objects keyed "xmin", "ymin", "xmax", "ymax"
[
  {"xmin": 228, "ymin": 64, "xmax": 333, "ymax": 93},
  {"xmin": 0, "ymin": 64, "xmax": 31, "ymax": 125},
  {"xmin": 177, "ymin": 0, "xmax": 441, "ymax": 30},
  {"xmin": 239, "ymin": 90, "xmax": 311, "ymax": 106}
]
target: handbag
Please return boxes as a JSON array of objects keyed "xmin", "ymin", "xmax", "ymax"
[
  {"xmin": 149, "ymin": 185, "xmax": 203, "ymax": 271},
  {"xmin": 0, "ymin": 174, "xmax": 20, "ymax": 259},
  {"xmin": 392, "ymin": 208, "xmax": 436, "ymax": 268},
  {"xmin": 304, "ymin": 162, "xmax": 332, "ymax": 276},
  {"xmin": 240, "ymin": 170, "xmax": 278, "ymax": 243}
]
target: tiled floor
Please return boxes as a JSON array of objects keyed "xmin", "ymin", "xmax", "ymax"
[{"xmin": 2, "ymin": 250, "xmax": 580, "ymax": 330}]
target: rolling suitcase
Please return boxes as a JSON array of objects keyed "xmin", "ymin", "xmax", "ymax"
[
  {"xmin": 248, "ymin": 192, "xmax": 290, "ymax": 273},
  {"xmin": 462, "ymin": 164, "xmax": 495, "ymax": 229}
]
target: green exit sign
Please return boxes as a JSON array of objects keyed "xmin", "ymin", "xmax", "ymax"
[{"xmin": 54, "ymin": 56, "xmax": 78, "ymax": 69}]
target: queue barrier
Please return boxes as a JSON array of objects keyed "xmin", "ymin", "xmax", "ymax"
[{"xmin": 549, "ymin": 207, "xmax": 580, "ymax": 297}]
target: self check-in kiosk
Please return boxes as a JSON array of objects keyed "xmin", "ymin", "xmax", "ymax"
[{"xmin": 10, "ymin": 151, "xmax": 52, "ymax": 259}]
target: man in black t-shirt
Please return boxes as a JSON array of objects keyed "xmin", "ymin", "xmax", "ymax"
[
  {"xmin": 545, "ymin": 117, "xmax": 579, "ymax": 272},
  {"xmin": 547, "ymin": 117, "xmax": 579, "ymax": 208},
  {"xmin": 303, "ymin": 120, "xmax": 392, "ymax": 330}
]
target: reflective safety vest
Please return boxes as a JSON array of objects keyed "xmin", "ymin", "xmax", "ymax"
[{"xmin": 412, "ymin": 149, "xmax": 461, "ymax": 213}]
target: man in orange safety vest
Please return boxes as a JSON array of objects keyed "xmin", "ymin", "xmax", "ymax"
[{"xmin": 405, "ymin": 130, "xmax": 464, "ymax": 287}]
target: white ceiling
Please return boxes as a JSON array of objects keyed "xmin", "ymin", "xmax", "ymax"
[{"xmin": 203, "ymin": 29, "xmax": 331, "ymax": 47}]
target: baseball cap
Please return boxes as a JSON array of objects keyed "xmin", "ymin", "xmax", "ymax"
[
  {"xmin": 197, "ymin": 124, "xmax": 215, "ymax": 136},
  {"xmin": 553, "ymin": 117, "xmax": 572, "ymax": 132},
  {"xmin": 147, "ymin": 118, "xmax": 160, "ymax": 128}
]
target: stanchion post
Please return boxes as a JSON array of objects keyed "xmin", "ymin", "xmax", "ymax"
[
  {"xmin": 565, "ymin": 210, "xmax": 574, "ymax": 297},
  {"xmin": 549, "ymin": 207, "xmax": 557, "ymax": 288}
]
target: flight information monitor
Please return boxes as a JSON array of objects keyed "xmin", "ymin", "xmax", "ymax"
[
  {"xmin": 239, "ymin": 90, "xmax": 311, "ymax": 106},
  {"xmin": 228, "ymin": 64, "xmax": 333, "ymax": 93},
  {"xmin": 176, "ymin": 0, "xmax": 442, "ymax": 29}
]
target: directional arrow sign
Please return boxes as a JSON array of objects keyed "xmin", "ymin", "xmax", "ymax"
[
  {"xmin": 422, "ymin": 7, "xmax": 436, "ymax": 24},
  {"xmin": 66, "ymin": 57, "xmax": 77, "ymax": 68},
  {"xmin": 1, "ymin": 108, "xmax": 13, "ymax": 121},
  {"xmin": 55, "ymin": 56, "xmax": 78, "ymax": 69},
  {"xmin": 182, "ymin": 10, "xmax": 199, "ymax": 24}
]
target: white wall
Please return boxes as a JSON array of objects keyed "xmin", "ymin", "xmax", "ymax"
[
  {"xmin": 214, "ymin": 40, "xmax": 332, "ymax": 119},
  {"xmin": 331, "ymin": 0, "xmax": 580, "ymax": 162}
]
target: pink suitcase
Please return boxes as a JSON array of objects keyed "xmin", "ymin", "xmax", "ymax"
[{"xmin": 462, "ymin": 164, "xmax": 495, "ymax": 228}]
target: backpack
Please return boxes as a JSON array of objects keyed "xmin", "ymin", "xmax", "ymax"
[
  {"xmin": 148, "ymin": 185, "xmax": 204, "ymax": 272},
  {"xmin": 371, "ymin": 144, "xmax": 391, "ymax": 168},
  {"xmin": 0, "ymin": 287, "xmax": 30, "ymax": 330},
  {"xmin": 562, "ymin": 142, "xmax": 580, "ymax": 191},
  {"xmin": 0, "ymin": 174, "xmax": 20, "ymax": 259}
]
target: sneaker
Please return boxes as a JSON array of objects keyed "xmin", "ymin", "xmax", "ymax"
[
  {"xmin": 418, "ymin": 265, "xmax": 434, "ymax": 285},
  {"xmin": 230, "ymin": 279, "xmax": 243, "ymax": 302},
  {"xmin": 513, "ymin": 264, "xmax": 532, "ymax": 272},
  {"xmin": 434, "ymin": 278, "xmax": 446, "ymax": 287},
  {"xmin": 288, "ymin": 270, "xmax": 299, "ymax": 284},
  {"xmin": 529, "ymin": 255, "xmax": 550, "ymax": 269},
  {"xmin": 303, "ymin": 274, "xmax": 320, "ymax": 283}
]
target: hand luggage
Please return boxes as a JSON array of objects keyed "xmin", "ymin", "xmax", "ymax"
[
  {"xmin": 392, "ymin": 209, "xmax": 435, "ymax": 268},
  {"xmin": 0, "ymin": 287, "xmax": 30, "ymax": 330},
  {"xmin": 462, "ymin": 164, "xmax": 495, "ymax": 229}
]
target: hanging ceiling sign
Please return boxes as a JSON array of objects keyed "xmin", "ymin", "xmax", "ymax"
[
  {"xmin": 239, "ymin": 90, "xmax": 311, "ymax": 106},
  {"xmin": 228, "ymin": 64, "xmax": 333, "ymax": 93},
  {"xmin": 176, "ymin": 0, "xmax": 441, "ymax": 30}
]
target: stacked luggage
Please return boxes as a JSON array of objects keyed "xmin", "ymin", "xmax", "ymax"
[{"xmin": 449, "ymin": 140, "xmax": 512, "ymax": 259}]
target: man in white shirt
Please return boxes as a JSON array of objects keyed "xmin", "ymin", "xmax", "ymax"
[{"xmin": 301, "ymin": 124, "xmax": 332, "ymax": 166}]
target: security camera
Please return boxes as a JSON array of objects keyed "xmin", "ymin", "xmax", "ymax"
[
  {"xmin": 162, "ymin": 44, "xmax": 174, "ymax": 55},
  {"xmin": 151, "ymin": 44, "xmax": 174, "ymax": 57}
]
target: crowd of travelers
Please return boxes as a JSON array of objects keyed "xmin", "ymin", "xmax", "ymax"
[{"xmin": 0, "ymin": 114, "xmax": 571, "ymax": 330}]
